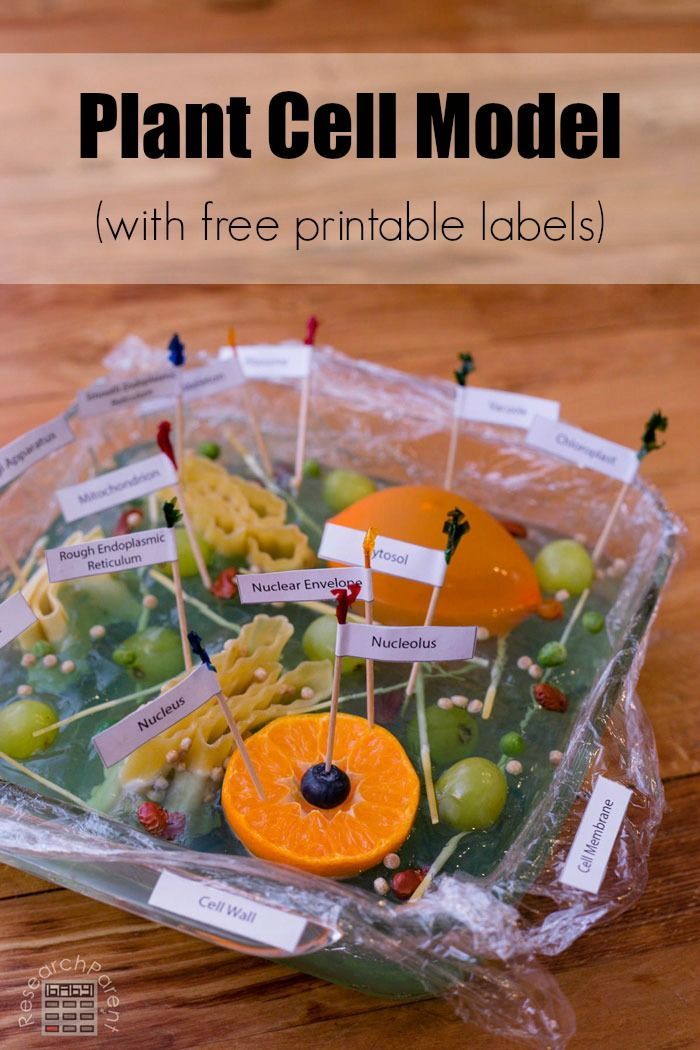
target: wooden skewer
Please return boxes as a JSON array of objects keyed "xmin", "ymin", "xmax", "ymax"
[
  {"xmin": 171, "ymin": 559, "xmax": 193, "ymax": 673},
  {"xmin": 443, "ymin": 411, "xmax": 460, "ymax": 491},
  {"xmin": 227, "ymin": 329, "xmax": 274, "ymax": 479},
  {"xmin": 176, "ymin": 482, "xmax": 212, "ymax": 591},
  {"xmin": 174, "ymin": 392, "xmax": 186, "ymax": 479},
  {"xmin": 405, "ymin": 585, "xmax": 441, "ymax": 698},
  {"xmin": 215, "ymin": 691, "xmax": 266, "ymax": 800},
  {"xmin": 363, "ymin": 527, "xmax": 377, "ymax": 727},
  {"xmin": 324, "ymin": 654, "xmax": 343, "ymax": 772},
  {"xmin": 291, "ymin": 372, "xmax": 311, "ymax": 494}
]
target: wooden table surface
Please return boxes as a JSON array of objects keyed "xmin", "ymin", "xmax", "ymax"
[{"xmin": 1, "ymin": 3, "xmax": 699, "ymax": 1048}]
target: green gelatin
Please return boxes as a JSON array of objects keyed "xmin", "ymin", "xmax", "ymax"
[
  {"xmin": 322, "ymin": 469, "xmax": 377, "ymax": 513},
  {"xmin": 0, "ymin": 699, "xmax": 58, "ymax": 759},
  {"xmin": 435, "ymin": 757, "xmax": 508, "ymax": 832},
  {"xmin": 163, "ymin": 528, "xmax": 214, "ymax": 579},
  {"xmin": 499, "ymin": 731, "xmax": 525, "ymax": 757},
  {"xmin": 112, "ymin": 626, "xmax": 184, "ymax": 687},
  {"xmin": 537, "ymin": 641, "xmax": 568, "ymax": 667},
  {"xmin": 534, "ymin": 539, "xmax": 593, "ymax": 596},
  {"xmin": 407, "ymin": 704, "xmax": 478, "ymax": 768},
  {"xmin": 583, "ymin": 610, "xmax": 605, "ymax": 634},
  {"xmin": 302, "ymin": 615, "xmax": 363, "ymax": 675}
]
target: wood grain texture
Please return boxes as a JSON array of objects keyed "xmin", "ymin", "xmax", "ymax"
[{"xmin": 0, "ymin": 283, "xmax": 697, "ymax": 1049}]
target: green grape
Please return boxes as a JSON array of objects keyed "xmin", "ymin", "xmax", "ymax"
[
  {"xmin": 198, "ymin": 441, "xmax": 221, "ymax": 460},
  {"xmin": 303, "ymin": 458, "xmax": 322, "ymax": 478},
  {"xmin": 112, "ymin": 626, "xmax": 184, "ymax": 686},
  {"xmin": 0, "ymin": 699, "xmax": 58, "ymax": 759},
  {"xmin": 534, "ymin": 539, "xmax": 593, "ymax": 596},
  {"xmin": 407, "ymin": 704, "xmax": 478, "ymax": 767},
  {"xmin": 537, "ymin": 641, "xmax": 568, "ymax": 667},
  {"xmin": 163, "ymin": 528, "xmax": 214, "ymax": 579},
  {"xmin": 583, "ymin": 610, "xmax": 605, "ymax": 634},
  {"xmin": 322, "ymin": 470, "xmax": 376, "ymax": 513},
  {"xmin": 499, "ymin": 731, "xmax": 525, "ymax": 757},
  {"xmin": 302, "ymin": 615, "xmax": 363, "ymax": 675},
  {"xmin": 435, "ymin": 757, "xmax": 507, "ymax": 831}
]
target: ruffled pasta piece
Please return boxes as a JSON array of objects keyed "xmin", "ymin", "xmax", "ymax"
[
  {"xmin": 163, "ymin": 454, "xmax": 315, "ymax": 569},
  {"xmin": 19, "ymin": 527, "xmax": 103, "ymax": 650},
  {"xmin": 117, "ymin": 614, "xmax": 332, "ymax": 788}
]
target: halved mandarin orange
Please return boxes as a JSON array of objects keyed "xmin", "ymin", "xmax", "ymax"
[
  {"xmin": 328, "ymin": 485, "xmax": 541, "ymax": 635},
  {"xmin": 222, "ymin": 713, "xmax": 419, "ymax": 878}
]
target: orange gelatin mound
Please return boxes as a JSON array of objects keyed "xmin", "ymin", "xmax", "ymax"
[
  {"xmin": 222, "ymin": 712, "xmax": 419, "ymax": 878},
  {"xmin": 330, "ymin": 484, "xmax": 541, "ymax": 635}
]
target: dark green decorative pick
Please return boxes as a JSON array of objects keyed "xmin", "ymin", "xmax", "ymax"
[
  {"xmin": 454, "ymin": 353, "xmax": 475, "ymax": 387},
  {"xmin": 162, "ymin": 498, "xmax": 182, "ymax": 529},
  {"xmin": 638, "ymin": 410, "xmax": 668, "ymax": 460},
  {"xmin": 443, "ymin": 507, "xmax": 470, "ymax": 564}
]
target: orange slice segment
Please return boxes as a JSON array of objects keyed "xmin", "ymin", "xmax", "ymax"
[
  {"xmin": 329, "ymin": 484, "xmax": 541, "ymax": 634},
  {"xmin": 221, "ymin": 713, "xmax": 419, "ymax": 878}
]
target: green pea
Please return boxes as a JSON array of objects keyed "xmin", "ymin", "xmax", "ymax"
[
  {"xmin": 537, "ymin": 641, "xmax": 567, "ymax": 667},
  {"xmin": 582, "ymin": 610, "xmax": 605, "ymax": 634},
  {"xmin": 303, "ymin": 458, "xmax": 322, "ymax": 478},
  {"xmin": 499, "ymin": 731, "xmax": 525, "ymax": 757},
  {"xmin": 32, "ymin": 640, "xmax": 55, "ymax": 658},
  {"xmin": 198, "ymin": 441, "xmax": 221, "ymax": 460}
]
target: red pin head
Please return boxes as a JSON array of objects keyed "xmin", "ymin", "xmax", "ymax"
[
  {"xmin": 304, "ymin": 316, "xmax": 319, "ymax": 346},
  {"xmin": 157, "ymin": 420, "xmax": 178, "ymax": 470},
  {"xmin": 331, "ymin": 582, "xmax": 362, "ymax": 625}
]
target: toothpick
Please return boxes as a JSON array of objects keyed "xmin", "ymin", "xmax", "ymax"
[
  {"xmin": 547, "ymin": 411, "xmax": 669, "ymax": 658},
  {"xmin": 167, "ymin": 334, "xmax": 187, "ymax": 471},
  {"xmin": 443, "ymin": 353, "xmax": 475, "ymax": 491},
  {"xmin": 415, "ymin": 671, "xmax": 439, "ymax": 824},
  {"xmin": 363, "ymin": 526, "xmax": 377, "ymax": 727},
  {"xmin": 188, "ymin": 632, "xmax": 266, "ymax": 801},
  {"xmin": 481, "ymin": 633, "xmax": 508, "ymax": 720},
  {"xmin": 162, "ymin": 499, "xmax": 192, "ymax": 672},
  {"xmin": 291, "ymin": 315, "xmax": 317, "ymax": 494},
  {"xmin": 324, "ymin": 582, "xmax": 361, "ymax": 771},
  {"xmin": 157, "ymin": 420, "xmax": 211, "ymax": 590},
  {"xmin": 228, "ymin": 328, "xmax": 274, "ymax": 479},
  {"xmin": 405, "ymin": 508, "xmax": 471, "ymax": 698}
]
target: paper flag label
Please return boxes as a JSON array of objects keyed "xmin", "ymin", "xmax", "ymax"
[
  {"xmin": 0, "ymin": 415, "xmax": 74, "ymax": 489},
  {"xmin": 76, "ymin": 370, "xmax": 180, "ymax": 417},
  {"xmin": 92, "ymin": 663, "xmax": 220, "ymax": 767},
  {"xmin": 0, "ymin": 592, "xmax": 37, "ymax": 649},
  {"xmin": 454, "ymin": 386, "xmax": 560, "ymax": 429},
  {"xmin": 235, "ymin": 342, "xmax": 312, "ymax": 380},
  {"xmin": 45, "ymin": 527, "xmax": 177, "ymax": 583},
  {"xmin": 319, "ymin": 523, "xmax": 446, "ymax": 588},
  {"xmin": 336, "ymin": 623, "xmax": 477, "ymax": 663},
  {"xmin": 180, "ymin": 358, "xmax": 246, "ymax": 401},
  {"xmin": 560, "ymin": 775, "xmax": 632, "ymax": 894},
  {"xmin": 237, "ymin": 566, "xmax": 373, "ymax": 604},
  {"xmin": 148, "ymin": 870, "xmax": 307, "ymax": 953},
  {"xmin": 526, "ymin": 417, "xmax": 639, "ymax": 482},
  {"xmin": 57, "ymin": 453, "xmax": 177, "ymax": 523}
]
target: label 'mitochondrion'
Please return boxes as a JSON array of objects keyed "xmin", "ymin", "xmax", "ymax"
[{"xmin": 57, "ymin": 453, "xmax": 177, "ymax": 522}]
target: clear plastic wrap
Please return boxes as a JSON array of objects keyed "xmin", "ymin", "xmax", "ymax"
[{"xmin": 0, "ymin": 341, "xmax": 681, "ymax": 1047}]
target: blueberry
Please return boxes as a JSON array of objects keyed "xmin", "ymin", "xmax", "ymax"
[{"xmin": 300, "ymin": 763, "xmax": 351, "ymax": 809}]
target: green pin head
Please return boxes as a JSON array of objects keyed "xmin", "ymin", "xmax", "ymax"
[
  {"xmin": 454, "ymin": 353, "xmax": 475, "ymax": 387},
  {"xmin": 162, "ymin": 498, "xmax": 182, "ymax": 529},
  {"xmin": 638, "ymin": 410, "xmax": 668, "ymax": 460},
  {"xmin": 443, "ymin": 507, "xmax": 470, "ymax": 564}
]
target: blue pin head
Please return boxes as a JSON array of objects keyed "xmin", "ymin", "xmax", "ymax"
[
  {"xmin": 168, "ymin": 333, "xmax": 186, "ymax": 368},
  {"xmin": 188, "ymin": 631, "xmax": 214, "ymax": 671}
]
